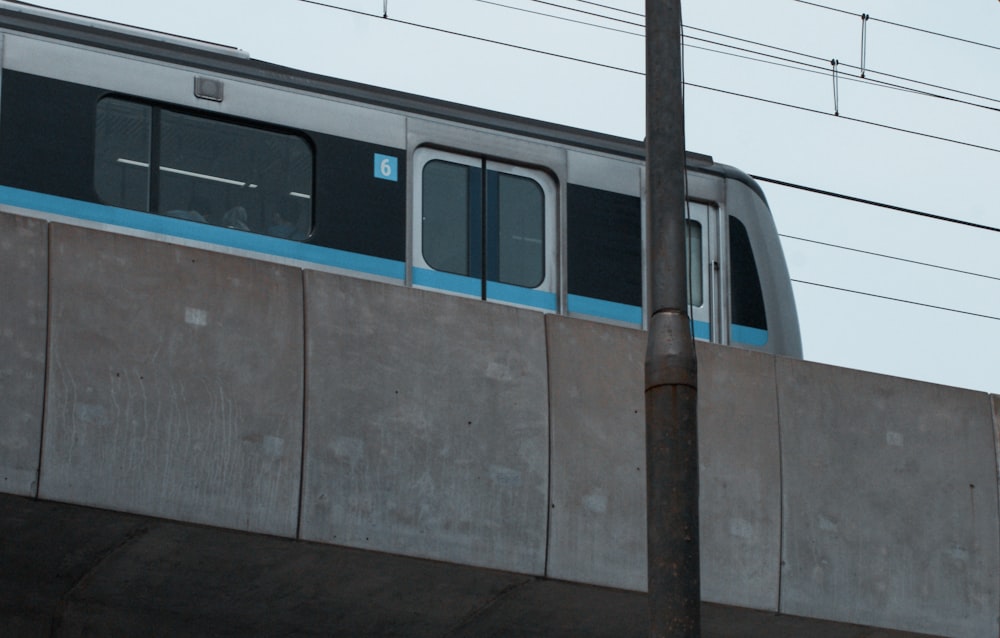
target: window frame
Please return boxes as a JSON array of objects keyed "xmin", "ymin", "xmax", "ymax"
[{"xmin": 411, "ymin": 147, "xmax": 557, "ymax": 307}]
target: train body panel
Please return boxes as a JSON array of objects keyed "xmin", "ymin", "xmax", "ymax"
[{"xmin": 0, "ymin": 3, "xmax": 800, "ymax": 357}]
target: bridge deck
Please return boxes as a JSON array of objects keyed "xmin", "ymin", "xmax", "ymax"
[{"xmin": 2, "ymin": 493, "xmax": 942, "ymax": 638}]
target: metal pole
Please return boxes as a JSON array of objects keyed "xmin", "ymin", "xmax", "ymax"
[{"xmin": 645, "ymin": 0, "xmax": 700, "ymax": 636}]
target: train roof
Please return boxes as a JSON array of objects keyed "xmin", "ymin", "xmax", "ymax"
[{"xmin": 0, "ymin": 1, "xmax": 767, "ymax": 202}]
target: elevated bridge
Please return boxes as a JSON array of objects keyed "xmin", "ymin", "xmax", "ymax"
[{"xmin": 2, "ymin": 209, "xmax": 997, "ymax": 637}]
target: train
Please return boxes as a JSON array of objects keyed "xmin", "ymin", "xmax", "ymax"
[{"xmin": 0, "ymin": 1, "xmax": 801, "ymax": 357}]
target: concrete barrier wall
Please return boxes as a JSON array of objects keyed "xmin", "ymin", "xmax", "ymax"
[
  {"xmin": 777, "ymin": 357, "xmax": 999, "ymax": 638},
  {"xmin": 0, "ymin": 212, "xmax": 46, "ymax": 496},
  {"xmin": 545, "ymin": 315, "xmax": 646, "ymax": 591},
  {"xmin": 299, "ymin": 273, "xmax": 550, "ymax": 575},
  {"xmin": 40, "ymin": 224, "xmax": 304, "ymax": 537},
  {"xmin": 545, "ymin": 316, "xmax": 782, "ymax": 610},
  {"xmin": 3, "ymin": 211, "xmax": 1000, "ymax": 635}
]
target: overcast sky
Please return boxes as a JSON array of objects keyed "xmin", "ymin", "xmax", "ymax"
[{"xmin": 24, "ymin": 0, "xmax": 1000, "ymax": 394}]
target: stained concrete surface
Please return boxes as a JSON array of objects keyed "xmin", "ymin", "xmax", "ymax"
[
  {"xmin": 777, "ymin": 357, "xmax": 999, "ymax": 638},
  {"xmin": 300, "ymin": 273, "xmax": 549, "ymax": 575},
  {"xmin": 41, "ymin": 224, "xmax": 304, "ymax": 537},
  {"xmin": 545, "ymin": 318, "xmax": 782, "ymax": 611},
  {"xmin": 0, "ymin": 212, "xmax": 47, "ymax": 496},
  {"xmin": 1, "ymin": 494, "xmax": 945, "ymax": 638}
]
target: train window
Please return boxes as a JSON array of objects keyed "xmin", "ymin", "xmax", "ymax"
[
  {"xmin": 495, "ymin": 172, "xmax": 544, "ymax": 288},
  {"xmin": 729, "ymin": 216, "xmax": 767, "ymax": 331},
  {"xmin": 413, "ymin": 149, "xmax": 555, "ymax": 308},
  {"xmin": 565, "ymin": 183, "xmax": 641, "ymax": 322},
  {"xmin": 422, "ymin": 159, "xmax": 473, "ymax": 277},
  {"xmin": 94, "ymin": 97, "xmax": 313, "ymax": 240},
  {"xmin": 95, "ymin": 100, "xmax": 152, "ymax": 212},
  {"xmin": 686, "ymin": 220, "xmax": 703, "ymax": 308}
]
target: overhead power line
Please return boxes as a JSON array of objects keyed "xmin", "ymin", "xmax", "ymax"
[
  {"xmin": 476, "ymin": 0, "xmax": 641, "ymax": 37},
  {"xmin": 475, "ymin": 0, "xmax": 1000, "ymax": 114},
  {"xmin": 792, "ymin": 279, "xmax": 1000, "ymax": 322},
  {"xmin": 523, "ymin": 0, "xmax": 643, "ymax": 27},
  {"xmin": 753, "ymin": 175, "xmax": 1000, "ymax": 233},
  {"xmin": 781, "ymin": 234, "xmax": 1000, "ymax": 283},
  {"xmin": 550, "ymin": 0, "xmax": 644, "ymax": 19},
  {"xmin": 297, "ymin": 0, "xmax": 642, "ymax": 74},
  {"xmin": 793, "ymin": 0, "xmax": 1000, "ymax": 53},
  {"xmin": 688, "ymin": 82, "xmax": 1000, "ymax": 155},
  {"xmin": 298, "ymin": 2, "xmax": 1000, "ymax": 157}
]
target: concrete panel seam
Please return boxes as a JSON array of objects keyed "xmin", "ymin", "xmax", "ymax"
[
  {"xmin": 35, "ymin": 219, "xmax": 52, "ymax": 500},
  {"xmin": 773, "ymin": 354, "xmax": 786, "ymax": 616},
  {"xmin": 543, "ymin": 314, "xmax": 555, "ymax": 580},
  {"xmin": 296, "ymin": 267, "xmax": 308, "ymax": 541}
]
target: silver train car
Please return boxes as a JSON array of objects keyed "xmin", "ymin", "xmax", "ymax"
[{"xmin": 0, "ymin": 3, "xmax": 801, "ymax": 357}]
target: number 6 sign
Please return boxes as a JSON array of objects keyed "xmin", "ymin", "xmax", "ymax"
[{"xmin": 373, "ymin": 154, "xmax": 398, "ymax": 182}]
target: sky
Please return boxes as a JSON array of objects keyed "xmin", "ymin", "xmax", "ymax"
[{"xmin": 22, "ymin": 0, "xmax": 1000, "ymax": 394}]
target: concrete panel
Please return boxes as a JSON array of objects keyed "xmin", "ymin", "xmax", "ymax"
[
  {"xmin": 546, "ymin": 318, "xmax": 782, "ymax": 610},
  {"xmin": 300, "ymin": 273, "xmax": 549, "ymax": 574},
  {"xmin": 544, "ymin": 315, "xmax": 646, "ymax": 590},
  {"xmin": 696, "ymin": 342, "xmax": 781, "ymax": 610},
  {"xmin": 0, "ymin": 212, "xmax": 47, "ymax": 496},
  {"xmin": 41, "ymin": 224, "xmax": 303, "ymax": 537},
  {"xmin": 778, "ymin": 358, "xmax": 999, "ymax": 638}
]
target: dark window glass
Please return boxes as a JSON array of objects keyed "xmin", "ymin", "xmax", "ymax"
[
  {"xmin": 566, "ymin": 184, "xmax": 641, "ymax": 306},
  {"xmin": 421, "ymin": 158, "xmax": 545, "ymax": 290},
  {"xmin": 94, "ymin": 97, "xmax": 313, "ymax": 240},
  {"xmin": 686, "ymin": 220, "xmax": 703, "ymax": 307},
  {"xmin": 422, "ymin": 160, "xmax": 474, "ymax": 276},
  {"xmin": 95, "ymin": 99, "xmax": 151, "ymax": 211},
  {"xmin": 495, "ymin": 173, "xmax": 544, "ymax": 288},
  {"xmin": 729, "ymin": 216, "xmax": 767, "ymax": 330}
]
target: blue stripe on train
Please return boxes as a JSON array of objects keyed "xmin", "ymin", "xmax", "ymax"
[
  {"xmin": 567, "ymin": 294, "xmax": 642, "ymax": 325},
  {"xmin": 567, "ymin": 293, "xmax": 768, "ymax": 346},
  {"xmin": 730, "ymin": 323, "xmax": 769, "ymax": 346},
  {"xmin": 0, "ymin": 186, "xmax": 405, "ymax": 280}
]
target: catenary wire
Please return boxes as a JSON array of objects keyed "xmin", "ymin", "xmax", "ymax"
[
  {"xmin": 688, "ymin": 82, "xmax": 1000, "ymax": 155},
  {"xmin": 473, "ymin": 1, "xmax": 1000, "ymax": 112},
  {"xmin": 791, "ymin": 280, "xmax": 1000, "ymax": 322},
  {"xmin": 297, "ymin": 0, "xmax": 643, "ymax": 74},
  {"xmin": 792, "ymin": 0, "xmax": 1000, "ymax": 53},
  {"xmin": 475, "ymin": 0, "xmax": 642, "ymax": 36},
  {"xmin": 346, "ymin": 0, "xmax": 1000, "ymax": 115},
  {"xmin": 297, "ymin": 3, "xmax": 1000, "ymax": 163},
  {"xmin": 780, "ymin": 234, "xmax": 1000, "ymax": 282},
  {"xmin": 752, "ymin": 174, "xmax": 1000, "ymax": 233},
  {"xmin": 522, "ymin": 0, "xmax": 643, "ymax": 28},
  {"xmin": 686, "ymin": 40, "xmax": 1000, "ymax": 114},
  {"xmin": 551, "ymin": 0, "xmax": 645, "ymax": 19},
  {"xmin": 685, "ymin": 26, "xmax": 1000, "ymax": 109}
]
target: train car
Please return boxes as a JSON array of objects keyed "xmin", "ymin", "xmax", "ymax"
[{"xmin": 0, "ymin": 1, "xmax": 801, "ymax": 357}]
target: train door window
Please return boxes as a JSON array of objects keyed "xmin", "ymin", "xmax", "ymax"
[
  {"xmin": 421, "ymin": 157, "xmax": 476, "ymax": 278},
  {"xmin": 685, "ymin": 202, "xmax": 716, "ymax": 341},
  {"xmin": 94, "ymin": 97, "xmax": 313, "ymax": 240},
  {"xmin": 412, "ymin": 148, "xmax": 556, "ymax": 310},
  {"xmin": 686, "ymin": 219, "xmax": 704, "ymax": 308}
]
